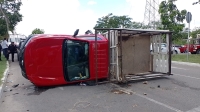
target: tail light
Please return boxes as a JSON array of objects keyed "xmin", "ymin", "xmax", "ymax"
[
  {"xmin": 193, "ymin": 45, "xmax": 197, "ymax": 49},
  {"xmin": 181, "ymin": 45, "xmax": 185, "ymax": 47}
]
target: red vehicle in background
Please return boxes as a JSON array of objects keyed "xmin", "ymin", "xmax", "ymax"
[
  {"xmin": 18, "ymin": 30, "xmax": 109, "ymax": 87},
  {"xmin": 188, "ymin": 44, "xmax": 200, "ymax": 54},
  {"xmin": 175, "ymin": 45, "xmax": 187, "ymax": 53},
  {"xmin": 179, "ymin": 42, "xmax": 200, "ymax": 54},
  {"xmin": 175, "ymin": 43, "xmax": 200, "ymax": 54}
]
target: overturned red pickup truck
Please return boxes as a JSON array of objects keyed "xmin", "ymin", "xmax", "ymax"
[
  {"xmin": 19, "ymin": 28, "xmax": 173, "ymax": 87},
  {"xmin": 18, "ymin": 30, "xmax": 109, "ymax": 86}
]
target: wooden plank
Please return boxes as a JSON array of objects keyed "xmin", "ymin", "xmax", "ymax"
[
  {"xmin": 166, "ymin": 34, "xmax": 169, "ymax": 73},
  {"xmin": 153, "ymin": 36, "xmax": 157, "ymax": 72}
]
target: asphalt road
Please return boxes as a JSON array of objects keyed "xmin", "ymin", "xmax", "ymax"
[{"xmin": 0, "ymin": 56, "xmax": 200, "ymax": 112}]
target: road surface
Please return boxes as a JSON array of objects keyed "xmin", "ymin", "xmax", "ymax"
[{"xmin": 0, "ymin": 57, "xmax": 200, "ymax": 112}]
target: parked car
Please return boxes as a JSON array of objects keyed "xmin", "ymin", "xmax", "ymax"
[
  {"xmin": 184, "ymin": 44, "xmax": 200, "ymax": 54},
  {"xmin": 150, "ymin": 43, "xmax": 180, "ymax": 54},
  {"xmin": 174, "ymin": 45, "xmax": 187, "ymax": 53}
]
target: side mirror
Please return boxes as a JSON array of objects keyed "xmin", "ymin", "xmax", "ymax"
[
  {"xmin": 73, "ymin": 29, "xmax": 79, "ymax": 37},
  {"xmin": 85, "ymin": 30, "xmax": 93, "ymax": 34}
]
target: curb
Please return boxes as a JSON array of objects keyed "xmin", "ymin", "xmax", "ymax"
[
  {"xmin": 172, "ymin": 61, "xmax": 200, "ymax": 67},
  {"xmin": 0, "ymin": 61, "xmax": 9, "ymax": 100}
]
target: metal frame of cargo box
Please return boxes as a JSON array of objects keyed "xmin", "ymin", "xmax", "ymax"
[{"xmin": 94, "ymin": 28, "xmax": 173, "ymax": 84}]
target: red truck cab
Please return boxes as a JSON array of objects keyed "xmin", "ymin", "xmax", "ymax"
[
  {"xmin": 19, "ymin": 32, "xmax": 109, "ymax": 86},
  {"xmin": 182, "ymin": 44, "xmax": 200, "ymax": 54}
]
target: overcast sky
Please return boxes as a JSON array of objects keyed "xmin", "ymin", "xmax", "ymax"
[{"xmin": 15, "ymin": 0, "xmax": 200, "ymax": 36}]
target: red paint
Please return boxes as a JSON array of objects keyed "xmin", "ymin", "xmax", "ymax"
[
  {"xmin": 21, "ymin": 34, "xmax": 109, "ymax": 86},
  {"xmin": 180, "ymin": 44, "xmax": 200, "ymax": 54}
]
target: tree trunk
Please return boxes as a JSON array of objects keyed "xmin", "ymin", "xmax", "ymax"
[{"xmin": 0, "ymin": 3, "xmax": 10, "ymax": 39}]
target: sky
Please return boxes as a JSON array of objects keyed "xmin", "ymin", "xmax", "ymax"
[{"xmin": 15, "ymin": 0, "xmax": 200, "ymax": 36}]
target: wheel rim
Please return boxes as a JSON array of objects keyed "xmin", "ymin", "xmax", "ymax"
[{"xmin": 197, "ymin": 50, "xmax": 200, "ymax": 54}]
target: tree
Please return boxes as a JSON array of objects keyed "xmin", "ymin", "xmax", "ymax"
[
  {"xmin": 94, "ymin": 13, "xmax": 133, "ymax": 33},
  {"xmin": 32, "ymin": 28, "xmax": 45, "ymax": 34},
  {"xmin": 159, "ymin": 0, "xmax": 187, "ymax": 41},
  {"xmin": 94, "ymin": 13, "xmax": 149, "ymax": 33},
  {"xmin": 191, "ymin": 28, "xmax": 200, "ymax": 38},
  {"xmin": 0, "ymin": 0, "xmax": 23, "ymax": 38},
  {"xmin": 193, "ymin": 0, "xmax": 200, "ymax": 5}
]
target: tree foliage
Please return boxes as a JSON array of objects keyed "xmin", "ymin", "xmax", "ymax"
[
  {"xmin": 93, "ymin": 13, "xmax": 148, "ymax": 33},
  {"xmin": 192, "ymin": 0, "xmax": 200, "ymax": 5},
  {"xmin": 0, "ymin": 0, "xmax": 22, "ymax": 37},
  {"xmin": 94, "ymin": 13, "xmax": 132, "ymax": 29},
  {"xmin": 191, "ymin": 28, "xmax": 200, "ymax": 38},
  {"xmin": 159, "ymin": 0, "xmax": 187, "ymax": 41},
  {"xmin": 32, "ymin": 28, "xmax": 45, "ymax": 34}
]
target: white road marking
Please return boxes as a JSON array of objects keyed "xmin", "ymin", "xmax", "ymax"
[
  {"xmin": 172, "ymin": 67, "xmax": 187, "ymax": 70},
  {"xmin": 186, "ymin": 106, "xmax": 200, "ymax": 112},
  {"xmin": 134, "ymin": 93, "xmax": 182, "ymax": 112},
  {"xmin": 111, "ymin": 84, "xmax": 183, "ymax": 112},
  {"xmin": 174, "ymin": 74, "xmax": 200, "ymax": 80}
]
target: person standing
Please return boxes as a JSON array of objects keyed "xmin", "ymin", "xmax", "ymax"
[
  {"xmin": 1, "ymin": 38, "xmax": 8, "ymax": 60},
  {"xmin": 8, "ymin": 42, "xmax": 17, "ymax": 62},
  {"xmin": 0, "ymin": 41, "xmax": 2, "ymax": 61}
]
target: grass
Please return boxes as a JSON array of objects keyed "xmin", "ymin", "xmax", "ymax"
[
  {"xmin": 0, "ymin": 55, "xmax": 7, "ymax": 84},
  {"xmin": 172, "ymin": 54, "xmax": 200, "ymax": 64}
]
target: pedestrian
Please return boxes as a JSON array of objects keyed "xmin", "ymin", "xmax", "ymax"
[
  {"xmin": 8, "ymin": 42, "xmax": 17, "ymax": 62},
  {"xmin": 0, "ymin": 41, "xmax": 2, "ymax": 61},
  {"xmin": 1, "ymin": 38, "xmax": 9, "ymax": 60}
]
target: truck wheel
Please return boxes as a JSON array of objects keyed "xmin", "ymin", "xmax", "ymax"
[{"xmin": 196, "ymin": 49, "xmax": 200, "ymax": 54}]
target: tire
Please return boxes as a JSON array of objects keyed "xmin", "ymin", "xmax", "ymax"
[{"xmin": 196, "ymin": 49, "xmax": 200, "ymax": 54}]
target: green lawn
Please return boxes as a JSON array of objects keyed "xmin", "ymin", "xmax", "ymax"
[
  {"xmin": 0, "ymin": 56, "xmax": 7, "ymax": 84},
  {"xmin": 172, "ymin": 54, "xmax": 200, "ymax": 64}
]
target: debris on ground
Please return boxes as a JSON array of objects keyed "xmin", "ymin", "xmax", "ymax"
[
  {"xmin": 143, "ymin": 81, "xmax": 148, "ymax": 84},
  {"xmin": 157, "ymin": 85, "xmax": 160, "ymax": 88},
  {"xmin": 143, "ymin": 93, "xmax": 147, "ymax": 95},
  {"xmin": 80, "ymin": 82, "xmax": 87, "ymax": 86},
  {"xmin": 12, "ymin": 84, "xmax": 19, "ymax": 88},
  {"xmin": 3, "ymin": 88, "xmax": 12, "ymax": 92},
  {"xmin": 133, "ymin": 104, "xmax": 138, "ymax": 108},
  {"xmin": 6, "ymin": 80, "xmax": 13, "ymax": 83},
  {"xmin": 111, "ymin": 89, "xmax": 133, "ymax": 95},
  {"xmin": 13, "ymin": 93, "xmax": 19, "ymax": 95},
  {"xmin": 58, "ymin": 87, "xmax": 64, "ymax": 90},
  {"xmin": 150, "ymin": 87, "xmax": 155, "ymax": 89}
]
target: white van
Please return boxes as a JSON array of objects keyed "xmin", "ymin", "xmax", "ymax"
[
  {"xmin": 150, "ymin": 43, "xmax": 180, "ymax": 54},
  {"xmin": 8, "ymin": 34, "xmax": 27, "ymax": 47}
]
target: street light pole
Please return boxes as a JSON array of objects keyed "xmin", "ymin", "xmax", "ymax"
[
  {"xmin": 187, "ymin": 23, "xmax": 190, "ymax": 61},
  {"xmin": 186, "ymin": 12, "xmax": 192, "ymax": 61}
]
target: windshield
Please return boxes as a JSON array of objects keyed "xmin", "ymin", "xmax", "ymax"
[{"xmin": 63, "ymin": 39, "xmax": 89, "ymax": 81}]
